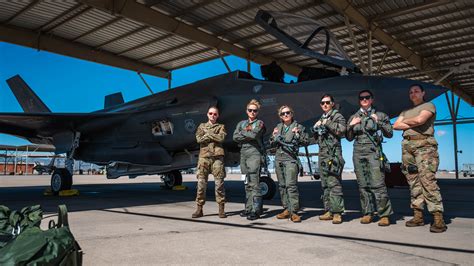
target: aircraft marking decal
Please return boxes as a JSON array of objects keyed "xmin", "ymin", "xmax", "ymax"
[{"xmin": 184, "ymin": 119, "xmax": 196, "ymax": 133}]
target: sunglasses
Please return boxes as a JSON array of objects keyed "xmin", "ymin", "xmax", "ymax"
[
  {"xmin": 279, "ymin": 111, "xmax": 292, "ymax": 117},
  {"xmin": 320, "ymin": 101, "xmax": 332, "ymax": 106},
  {"xmin": 247, "ymin": 109, "xmax": 259, "ymax": 113},
  {"xmin": 359, "ymin": 95, "xmax": 372, "ymax": 101},
  {"xmin": 208, "ymin": 112, "xmax": 218, "ymax": 116}
]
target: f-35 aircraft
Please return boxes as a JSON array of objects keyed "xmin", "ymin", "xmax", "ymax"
[{"xmin": 0, "ymin": 11, "xmax": 446, "ymax": 197}]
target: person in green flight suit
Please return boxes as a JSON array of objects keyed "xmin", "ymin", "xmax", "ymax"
[
  {"xmin": 233, "ymin": 99, "xmax": 266, "ymax": 220},
  {"xmin": 346, "ymin": 89, "xmax": 394, "ymax": 226},
  {"xmin": 270, "ymin": 105, "xmax": 309, "ymax": 223},
  {"xmin": 312, "ymin": 94, "xmax": 346, "ymax": 224}
]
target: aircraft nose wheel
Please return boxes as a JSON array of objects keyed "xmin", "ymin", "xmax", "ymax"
[
  {"xmin": 260, "ymin": 175, "xmax": 276, "ymax": 200},
  {"xmin": 51, "ymin": 168, "xmax": 73, "ymax": 194},
  {"xmin": 161, "ymin": 170, "xmax": 183, "ymax": 189}
]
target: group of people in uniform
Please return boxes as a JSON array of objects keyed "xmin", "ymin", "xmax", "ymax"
[{"xmin": 190, "ymin": 84, "xmax": 447, "ymax": 233}]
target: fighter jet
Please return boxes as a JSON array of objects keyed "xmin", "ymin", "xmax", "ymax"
[{"xmin": 0, "ymin": 10, "xmax": 446, "ymax": 198}]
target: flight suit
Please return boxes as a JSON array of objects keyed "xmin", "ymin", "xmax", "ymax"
[
  {"xmin": 195, "ymin": 122, "xmax": 227, "ymax": 206},
  {"xmin": 347, "ymin": 108, "xmax": 394, "ymax": 218},
  {"xmin": 400, "ymin": 102, "xmax": 444, "ymax": 213},
  {"xmin": 233, "ymin": 119, "xmax": 266, "ymax": 215},
  {"xmin": 313, "ymin": 109, "xmax": 346, "ymax": 214},
  {"xmin": 270, "ymin": 121, "xmax": 309, "ymax": 214}
]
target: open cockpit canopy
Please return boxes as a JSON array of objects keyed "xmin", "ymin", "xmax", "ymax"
[{"xmin": 255, "ymin": 10, "xmax": 357, "ymax": 72}]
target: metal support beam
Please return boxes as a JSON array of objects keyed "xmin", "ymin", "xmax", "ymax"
[
  {"xmin": 35, "ymin": 3, "xmax": 85, "ymax": 31},
  {"xmin": 372, "ymin": 0, "xmax": 451, "ymax": 22},
  {"xmin": 44, "ymin": 6, "xmax": 93, "ymax": 34},
  {"xmin": 137, "ymin": 72, "xmax": 154, "ymax": 94},
  {"xmin": 344, "ymin": 15, "xmax": 367, "ymax": 74},
  {"xmin": 168, "ymin": 71, "xmax": 172, "ymax": 89},
  {"xmin": 376, "ymin": 47, "xmax": 389, "ymax": 74},
  {"xmin": 72, "ymin": 17, "xmax": 123, "ymax": 42},
  {"xmin": 0, "ymin": 24, "xmax": 169, "ymax": 78},
  {"xmin": 445, "ymin": 92, "xmax": 461, "ymax": 179},
  {"xmin": 368, "ymin": 29, "xmax": 372, "ymax": 75},
  {"xmin": 94, "ymin": 25, "xmax": 148, "ymax": 49},
  {"xmin": 324, "ymin": 0, "xmax": 473, "ymax": 105},
  {"xmin": 78, "ymin": 0, "xmax": 302, "ymax": 77},
  {"xmin": 2, "ymin": 0, "xmax": 40, "ymax": 24},
  {"xmin": 217, "ymin": 50, "xmax": 231, "ymax": 73}
]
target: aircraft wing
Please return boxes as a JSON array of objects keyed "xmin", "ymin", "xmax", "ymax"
[{"xmin": 0, "ymin": 112, "xmax": 128, "ymax": 144}]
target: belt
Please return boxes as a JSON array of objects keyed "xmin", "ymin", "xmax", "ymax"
[{"xmin": 403, "ymin": 135, "xmax": 430, "ymax": 140}]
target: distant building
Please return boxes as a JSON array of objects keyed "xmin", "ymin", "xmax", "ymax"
[{"xmin": 0, "ymin": 163, "xmax": 34, "ymax": 175}]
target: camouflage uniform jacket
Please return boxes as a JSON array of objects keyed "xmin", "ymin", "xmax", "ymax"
[
  {"xmin": 233, "ymin": 119, "xmax": 266, "ymax": 154},
  {"xmin": 196, "ymin": 122, "xmax": 226, "ymax": 158},
  {"xmin": 313, "ymin": 109, "xmax": 346, "ymax": 152},
  {"xmin": 270, "ymin": 121, "xmax": 309, "ymax": 162},
  {"xmin": 346, "ymin": 108, "xmax": 393, "ymax": 147}
]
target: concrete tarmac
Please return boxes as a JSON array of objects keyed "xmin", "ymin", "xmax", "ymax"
[{"xmin": 0, "ymin": 173, "xmax": 473, "ymax": 265}]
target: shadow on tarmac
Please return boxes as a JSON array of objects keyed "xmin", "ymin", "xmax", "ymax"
[
  {"xmin": 0, "ymin": 178, "xmax": 473, "ymax": 223},
  {"xmin": 100, "ymin": 208, "xmax": 474, "ymax": 255}
]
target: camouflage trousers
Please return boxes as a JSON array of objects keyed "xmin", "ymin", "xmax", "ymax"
[
  {"xmin": 319, "ymin": 149, "xmax": 345, "ymax": 214},
  {"xmin": 240, "ymin": 152, "xmax": 262, "ymax": 214},
  {"xmin": 275, "ymin": 160, "xmax": 300, "ymax": 213},
  {"xmin": 195, "ymin": 156, "xmax": 226, "ymax": 206},
  {"xmin": 353, "ymin": 147, "xmax": 393, "ymax": 217},
  {"xmin": 402, "ymin": 137, "xmax": 444, "ymax": 213}
]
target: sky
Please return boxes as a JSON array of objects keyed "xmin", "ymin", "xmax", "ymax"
[{"xmin": 1, "ymin": 42, "xmax": 473, "ymax": 171}]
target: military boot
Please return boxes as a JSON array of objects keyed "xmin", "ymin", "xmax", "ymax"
[
  {"xmin": 276, "ymin": 209, "xmax": 290, "ymax": 219},
  {"xmin": 405, "ymin": 209, "xmax": 424, "ymax": 227},
  {"xmin": 192, "ymin": 205, "xmax": 203, "ymax": 218},
  {"xmin": 290, "ymin": 213, "xmax": 301, "ymax": 223},
  {"xmin": 378, "ymin": 217, "xmax": 390, "ymax": 227},
  {"xmin": 332, "ymin": 213, "xmax": 342, "ymax": 224},
  {"xmin": 247, "ymin": 212, "xmax": 259, "ymax": 221},
  {"xmin": 360, "ymin": 215, "xmax": 373, "ymax": 224},
  {"xmin": 430, "ymin": 212, "xmax": 447, "ymax": 233},
  {"xmin": 218, "ymin": 203, "xmax": 227, "ymax": 218},
  {"xmin": 319, "ymin": 211, "xmax": 333, "ymax": 221}
]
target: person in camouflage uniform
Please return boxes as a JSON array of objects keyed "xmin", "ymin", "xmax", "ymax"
[
  {"xmin": 347, "ymin": 90, "xmax": 394, "ymax": 226},
  {"xmin": 192, "ymin": 106, "xmax": 227, "ymax": 219},
  {"xmin": 312, "ymin": 94, "xmax": 346, "ymax": 224},
  {"xmin": 233, "ymin": 99, "xmax": 266, "ymax": 220},
  {"xmin": 394, "ymin": 84, "xmax": 447, "ymax": 233},
  {"xmin": 270, "ymin": 105, "xmax": 309, "ymax": 223}
]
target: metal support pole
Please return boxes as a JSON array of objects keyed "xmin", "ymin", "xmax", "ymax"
[
  {"xmin": 376, "ymin": 47, "xmax": 389, "ymax": 75},
  {"xmin": 445, "ymin": 92, "xmax": 460, "ymax": 179},
  {"xmin": 3, "ymin": 149, "xmax": 7, "ymax": 175},
  {"xmin": 247, "ymin": 58, "xmax": 251, "ymax": 73},
  {"xmin": 14, "ymin": 148, "xmax": 17, "ymax": 175},
  {"xmin": 25, "ymin": 145, "xmax": 28, "ymax": 175},
  {"xmin": 344, "ymin": 15, "xmax": 367, "ymax": 74},
  {"xmin": 168, "ymin": 71, "xmax": 172, "ymax": 89},
  {"xmin": 216, "ymin": 49, "xmax": 231, "ymax": 73},
  {"xmin": 435, "ymin": 69, "xmax": 455, "ymax": 85},
  {"xmin": 368, "ymin": 29, "xmax": 372, "ymax": 75},
  {"xmin": 137, "ymin": 72, "xmax": 154, "ymax": 94}
]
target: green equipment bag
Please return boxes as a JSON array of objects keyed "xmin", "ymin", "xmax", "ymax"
[{"xmin": 0, "ymin": 204, "xmax": 83, "ymax": 266}]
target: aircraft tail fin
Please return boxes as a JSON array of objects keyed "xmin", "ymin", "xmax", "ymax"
[
  {"xmin": 6, "ymin": 75, "xmax": 51, "ymax": 113},
  {"xmin": 104, "ymin": 92, "xmax": 125, "ymax": 109}
]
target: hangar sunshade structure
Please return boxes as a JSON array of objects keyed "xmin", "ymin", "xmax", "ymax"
[
  {"xmin": 0, "ymin": 0, "xmax": 472, "ymax": 103},
  {"xmin": 0, "ymin": 1, "xmax": 472, "ymax": 175}
]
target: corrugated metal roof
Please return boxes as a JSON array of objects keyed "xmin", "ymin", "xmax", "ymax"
[{"xmin": 0, "ymin": 0, "xmax": 472, "ymax": 104}]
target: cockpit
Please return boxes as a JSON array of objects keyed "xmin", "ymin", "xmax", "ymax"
[{"xmin": 249, "ymin": 10, "xmax": 361, "ymax": 83}]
